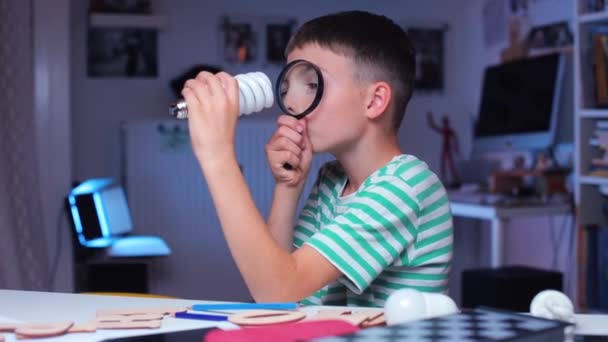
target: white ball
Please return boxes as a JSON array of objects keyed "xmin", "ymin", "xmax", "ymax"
[
  {"xmin": 424, "ymin": 292, "xmax": 459, "ymax": 318},
  {"xmin": 384, "ymin": 288, "xmax": 428, "ymax": 325},
  {"xmin": 530, "ymin": 289, "xmax": 575, "ymax": 322}
]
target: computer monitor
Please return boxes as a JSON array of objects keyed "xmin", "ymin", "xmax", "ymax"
[
  {"xmin": 472, "ymin": 53, "xmax": 565, "ymax": 155},
  {"xmin": 67, "ymin": 178, "xmax": 134, "ymax": 248},
  {"xmin": 67, "ymin": 178, "xmax": 171, "ymax": 260}
]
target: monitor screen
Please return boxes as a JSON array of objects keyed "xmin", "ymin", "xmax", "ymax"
[
  {"xmin": 473, "ymin": 53, "xmax": 564, "ymax": 154},
  {"xmin": 99, "ymin": 186, "xmax": 133, "ymax": 236},
  {"xmin": 67, "ymin": 178, "xmax": 133, "ymax": 247}
]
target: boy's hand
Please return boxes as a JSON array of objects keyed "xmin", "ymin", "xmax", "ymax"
[
  {"xmin": 182, "ymin": 71, "xmax": 239, "ymax": 168},
  {"xmin": 266, "ymin": 115, "xmax": 312, "ymax": 188}
]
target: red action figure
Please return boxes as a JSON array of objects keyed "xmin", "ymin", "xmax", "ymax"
[{"xmin": 426, "ymin": 111, "xmax": 461, "ymax": 185}]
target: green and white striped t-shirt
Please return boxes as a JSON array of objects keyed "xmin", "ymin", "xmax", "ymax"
[{"xmin": 293, "ymin": 154, "xmax": 453, "ymax": 307}]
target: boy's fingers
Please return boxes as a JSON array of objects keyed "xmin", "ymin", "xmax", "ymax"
[
  {"xmin": 279, "ymin": 151, "xmax": 300, "ymax": 170},
  {"xmin": 201, "ymin": 73, "xmax": 225, "ymax": 100},
  {"xmin": 277, "ymin": 115, "xmax": 303, "ymax": 132},
  {"xmin": 182, "ymin": 80, "xmax": 204, "ymax": 108},
  {"xmin": 270, "ymin": 136, "xmax": 301, "ymax": 156},
  {"xmin": 276, "ymin": 126, "xmax": 303, "ymax": 147},
  {"xmin": 215, "ymin": 72, "xmax": 239, "ymax": 106},
  {"xmin": 300, "ymin": 121, "xmax": 313, "ymax": 164}
]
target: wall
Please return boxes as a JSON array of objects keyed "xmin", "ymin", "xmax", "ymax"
[
  {"xmin": 35, "ymin": 0, "xmax": 73, "ymax": 292},
  {"xmin": 70, "ymin": 0, "xmax": 472, "ymax": 183}
]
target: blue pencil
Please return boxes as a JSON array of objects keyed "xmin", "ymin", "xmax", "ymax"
[
  {"xmin": 174, "ymin": 311, "xmax": 228, "ymax": 321},
  {"xmin": 192, "ymin": 302, "xmax": 298, "ymax": 311}
]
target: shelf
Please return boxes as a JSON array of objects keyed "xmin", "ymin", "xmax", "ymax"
[
  {"xmin": 578, "ymin": 10, "xmax": 608, "ymax": 24},
  {"xmin": 579, "ymin": 109, "xmax": 608, "ymax": 118},
  {"xmin": 89, "ymin": 13, "xmax": 167, "ymax": 29},
  {"xmin": 579, "ymin": 175, "xmax": 608, "ymax": 185}
]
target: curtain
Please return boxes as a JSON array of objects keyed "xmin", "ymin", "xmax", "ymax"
[{"xmin": 0, "ymin": 0, "xmax": 51, "ymax": 291}]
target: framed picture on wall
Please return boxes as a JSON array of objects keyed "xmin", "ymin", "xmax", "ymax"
[
  {"xmin": 87, "ymin": 27, "xmax": 158, "ymax": 78},
  {"xmin": 263, "ymin": 18, "xmax": 297, "ymax": 64},
  {"xmin": 220, "ymin": 16, "xmax": 258, "ymax": 65},
  {"xmin": 406, "ymin": 26, "xmax": 447, "ymax": 92},
  {"xmin": 88, "ymin": 0, "xmax": 154, "ymax": 14},
  {"xmin": 527, "ymin": 21, "xmax": 573, "ymax": 50}
]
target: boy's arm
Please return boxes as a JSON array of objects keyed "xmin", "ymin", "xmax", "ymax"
[
  {"xmin": 201, "ymin": 155, "xmax": 341, "ymax": 302},
  {"xmin": 267, "ymin": 184, "xmax": 305, "ymax": 251},
  {"xmin": 183, "ymin": 71, "xmax": 339, "ymax": 302}
]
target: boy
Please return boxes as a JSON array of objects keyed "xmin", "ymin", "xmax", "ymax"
[{"xmin": 182, "ymin": 10, "xmax": 453, "ymax": 307}]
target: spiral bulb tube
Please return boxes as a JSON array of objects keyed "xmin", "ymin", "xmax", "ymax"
[{"xmin": 169, "ymin": 72, "xmax": 274, "ymax": 119}]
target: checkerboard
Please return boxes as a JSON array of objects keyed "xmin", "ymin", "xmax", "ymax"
[{"xmin": 313, "ymin": 307, "xmax": 572, "ymax": 341}]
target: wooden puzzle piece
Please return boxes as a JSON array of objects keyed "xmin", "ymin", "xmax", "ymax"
[
  {"xmin": 97, "ymin": 313, "xmax": 164, "ymax": 322},
  {"xmin": 96, "ymin": 320, "xmax": 161, "ymax": 330},
  {"xmin": 96, "ymin": 313, "xmax": 164, "ymax": 329},
  {"xmin": 14, "ymin": 321, "xmax": 74, "ymax": 339},
  {"xmin": 228, "ymin": 310, "xmax": 306, "ymax": 326},
  {"xmin": 68, "ymin": 321, "xmax": 97, "ymax": 333},
  {"xmin": 306, "ymin": 310, "xmax": 368, "ymax": 326},
  {"xmin": 0, "ymin": 324, "xmax": 17, "ymax": 332},
  {"xmin": 96, "ymin": 307, "xmax": 187, "ymax": 317},
  {"xmin": 306, "ymin": 310, "xmax": 385, "ymax": 327},
  {"xmin": 359, "ymin": 311, "xmax": 386, "ymax": 328}
]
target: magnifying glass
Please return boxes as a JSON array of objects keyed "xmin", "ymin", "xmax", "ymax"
[
  {"xmin": 276, "ymin": 59, "xmax": 324, "ymax": 119},
  {"xmin": 168, "ymin": 59, "xmax": 323, "ymax": 120},
  {"xmin": 276, "ymin": 59, "xmax": 324, "ymax": 170}
]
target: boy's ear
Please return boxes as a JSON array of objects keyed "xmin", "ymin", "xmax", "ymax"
[{"xmin": 364, "ymin": 81, "xmax": 391, "ymax": 120}]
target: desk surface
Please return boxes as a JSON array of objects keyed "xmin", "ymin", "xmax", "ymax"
[
  {"xmin": 1, "ymin": 290, "xmax": 607, "ymax": 341},
  {"xmin": 450, "ymin": 200, "xmax": 572, "ymax": 220},
  {"xmin": 0, "ymin": 290, "xmax": 238, "ymax": 341}
]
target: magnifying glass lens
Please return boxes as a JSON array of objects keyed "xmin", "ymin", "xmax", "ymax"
[{"xmin": 276, "ymin": 60, "xmax": 323, "ymax": 119}]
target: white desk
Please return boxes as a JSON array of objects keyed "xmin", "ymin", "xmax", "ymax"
[
  {"xmin": 450, "ymin": 200, "xmax": 572, "ymax": 268},
  {"xmin": 0, "ymin": 290, "xmax": 235, "ymax": 341},
  {"xmin": 0, "ymin": 290, "xmax": 606, "ymax": 340}
]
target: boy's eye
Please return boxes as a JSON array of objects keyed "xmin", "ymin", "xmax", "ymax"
[
  {"xmin": 280, "ymin": 86, "xmax": 288, "ymax": 96},
  {"xmin": 306, "ymin": 83, "xmax": 318, "ymax": 92}
]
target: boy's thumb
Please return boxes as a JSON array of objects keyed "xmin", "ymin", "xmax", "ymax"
[{"xmin": 301, "ymin": 121, "xmax": 312, "ymax": 153}]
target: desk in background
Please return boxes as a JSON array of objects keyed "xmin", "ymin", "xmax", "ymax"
[{"xmin": 449, "ymin": 193, "xmax": 573, "ymax": 268}]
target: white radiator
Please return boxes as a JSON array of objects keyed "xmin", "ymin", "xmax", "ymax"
[{"xmin": 123, "ymin": 118, "xmax": 331, "ymax": 300}]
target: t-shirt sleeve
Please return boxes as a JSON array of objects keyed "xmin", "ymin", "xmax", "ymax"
[{"xmin": 304, "ymin": 177, "xmax": 420, "ymax": 294}]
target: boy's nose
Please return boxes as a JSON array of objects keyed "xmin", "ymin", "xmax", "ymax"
[{"xmin": 282, "ymin": 93, "xmax": 301, "ymax": 115}]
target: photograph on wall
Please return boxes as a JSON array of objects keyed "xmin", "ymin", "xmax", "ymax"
[
  {"xmin": 527, "ymin": 21, "xmax": 573, "ymax": 50},
  {"xmin": 265, "ymin": 19, "xmax": 296, "ymax": 64},
  {"xmin": 407, "ymin": 27, "xmax": 445, "ymax": 91},
  {"xmin": 221, "ymin": 16, "xmax": 258, "ymax": 64},
  {"xmin": 88, "ymin": 0, "xmax": 154, "ymax": 14},
  {"xmin": 87, "ymin": 27, "xmax": 158, "ymax": 77}
]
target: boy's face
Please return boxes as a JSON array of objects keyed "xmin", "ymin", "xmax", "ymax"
[{"xmin": 286, "ymin": 44, "xmax": 369, "ymax": 155}]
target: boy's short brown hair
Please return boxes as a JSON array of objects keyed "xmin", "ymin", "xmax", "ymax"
[{"xmin": 285, "ymin": 10, "xmax": 416, "ymax": 131}]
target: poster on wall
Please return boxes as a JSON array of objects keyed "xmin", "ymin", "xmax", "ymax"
[
  {"xmin": 221, "ymin": 16, "xmax": 258, "ymax": 64},
  {"xmin": 264, "ymin": 19, "xmax": 297, "ymax": 64},
  {"xmin": 88, "ymin": 0, "xmax": 154, "ymax": 14},
  {"xmin": 406, "ymin": 27, "xmax": 445, "ymax": 92},
  {"xmin": 219, "ymin": 15, "xmax": 297, "ymax": 68},
  {"xmin": 87, "ymin": 28, "xmax": 158, "ymax": 78}
]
